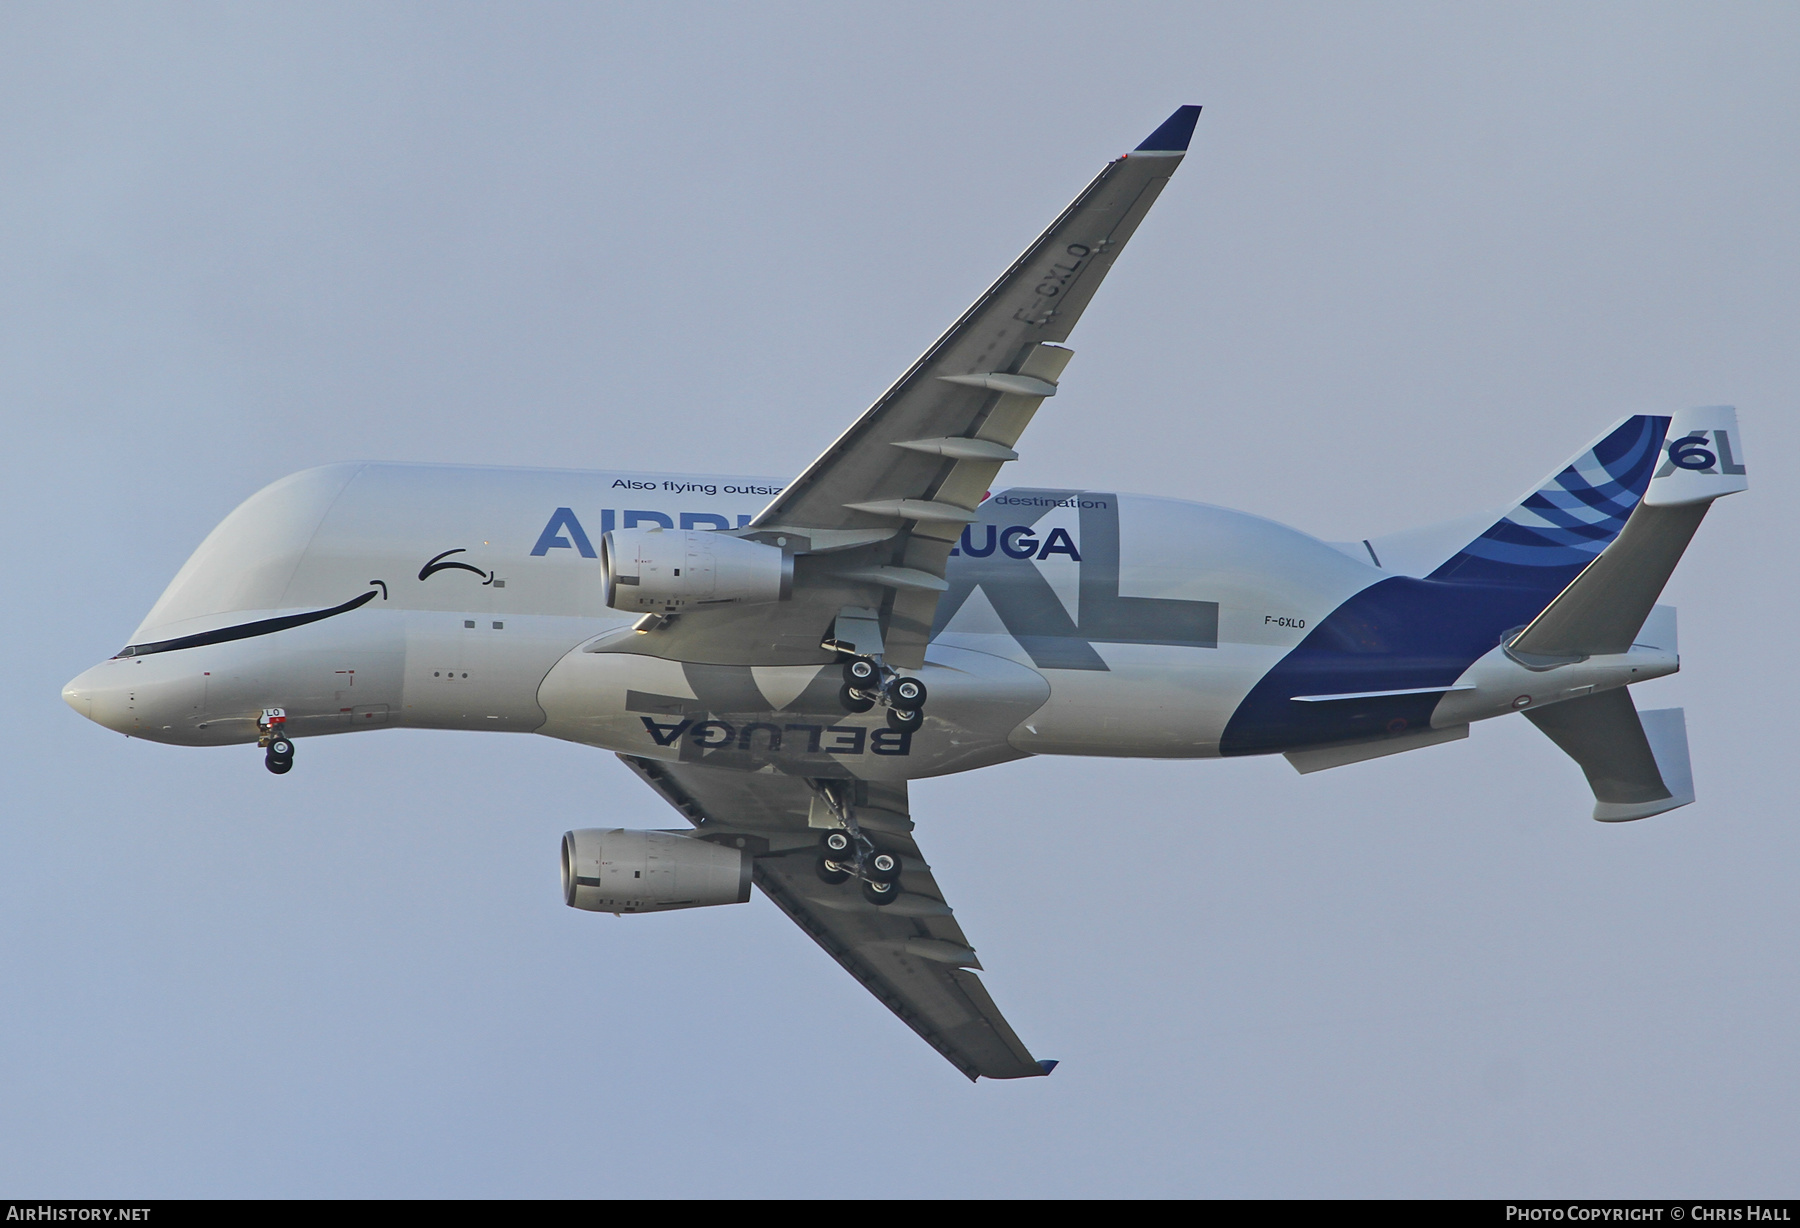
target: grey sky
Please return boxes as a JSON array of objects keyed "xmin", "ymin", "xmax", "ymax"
[{"xmin": 3, "ymin": 1, "xmax": 1797, "ymax": 1196}]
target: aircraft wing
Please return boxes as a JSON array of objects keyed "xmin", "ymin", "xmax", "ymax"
[
  {"xmin": 614, "ymin": 106, "xmax": 1200, "ymax": 670},
  {"xmin": 617, "ymin": 754, "xmax": 1050, "ymax": 1081}
]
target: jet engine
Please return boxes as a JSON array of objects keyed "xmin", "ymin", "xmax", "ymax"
[
  {"xmin": 600, "ymin": 527, "xmax": 792, "ymax": 614},
  {"xmin": 561, "ymin": 828, "xmax": 753, "ymax": 914}
]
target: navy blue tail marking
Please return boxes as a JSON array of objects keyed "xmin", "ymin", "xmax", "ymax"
[{"xmin": 1220, "ymin": 416, "xmax": 1669, "ymax": 755}]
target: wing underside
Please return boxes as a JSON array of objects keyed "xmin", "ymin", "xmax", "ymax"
[{"xmin": 617, "ymin": 754, "xmax": 1048, "ymax": 1081}]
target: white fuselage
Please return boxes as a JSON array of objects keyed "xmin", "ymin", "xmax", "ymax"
[{"xmin": 63, "ymin": 462, "xmax": 1676, "ymax": 781}]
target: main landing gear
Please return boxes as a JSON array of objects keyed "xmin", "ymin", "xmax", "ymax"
[
  {"xmin": 258, "ymin": 708, "xmax": 294, "ymax": 775},
  {"xmin": 814, "ymin": 830, "xmax": 905, "ymax": 906},
  {"xmin": 811, "ymin": 785, "xmax": 905, "ymax": 907},
  {"xmin": 836, "ymin": 656, "xmax": 928, "ymax": 731}
]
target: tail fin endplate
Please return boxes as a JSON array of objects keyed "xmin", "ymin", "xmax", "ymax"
[{"xmin": 1526, "ymin": 693, "xmax": 1696, "ymax": 822}]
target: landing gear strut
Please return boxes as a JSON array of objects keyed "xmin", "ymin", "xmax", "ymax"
[
  {"xmin": 259, "ymin": 708, "xmax": 294, "ymax": 775},
  {"xmin": 835, "ymin": 655, "xmax": 928, "ymax": 728},
  {"xmin": 811, "ymin": 783, "xmax": 903, "ymax": 907}
]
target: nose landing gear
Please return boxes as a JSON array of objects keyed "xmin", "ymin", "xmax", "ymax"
[{"xmin": 258, "ymin": 708, "xmax": 294, "ymax": 775}]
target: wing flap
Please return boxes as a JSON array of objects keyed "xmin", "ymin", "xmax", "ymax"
[
  {"xmin": 616, "ymin": 754, "xmax": 1048, "ymax": 1080},
  {"xmin": 752, "ymin": 853, "xmax": 1044, "ymax": 1080}
]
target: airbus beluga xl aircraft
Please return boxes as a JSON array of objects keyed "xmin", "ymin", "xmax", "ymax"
[{"xmin": 64, "ymin": 106, "xmax": 1749, "ymax": 1080}]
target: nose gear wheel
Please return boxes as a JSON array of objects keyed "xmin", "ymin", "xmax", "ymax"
[{"xmin": 258, "ymin": 709, "xmax": 294, "ymax": 775}]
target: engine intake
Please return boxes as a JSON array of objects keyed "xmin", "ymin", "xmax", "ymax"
[
  {"xmin": 561, "ymin": 828, "xmax": 753, "ymax": 914},
  {"xmin": 600, "ymin": 527, "xmax": 792, "ymax": 614}
]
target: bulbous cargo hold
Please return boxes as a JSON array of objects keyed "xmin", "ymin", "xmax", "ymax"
[
  {"xmin": 599, "ymin": 527, "xmax": 793, "ymax": 614},
  {"xmin": 561, "ymin": 828, "xmax": 753, "ymax": 914}
]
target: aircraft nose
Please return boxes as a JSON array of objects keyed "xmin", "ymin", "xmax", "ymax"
[
  {"xmin": 63, "ymin": 653, "xmax": 215, "ymax": 743},
  {"xmin": 63, "ymin": 664, "xmax": 100, "ymax": 721},
  {"xmin": 63, "ymin": 658, "xmax": 135, "ymax": 734}
]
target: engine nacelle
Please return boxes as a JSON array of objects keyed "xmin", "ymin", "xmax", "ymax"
[
  {"xmin": 561, "ymin": 828, "xmax": 753, "ymax": 914},
  {"xmin": 600, "ymin": 527, "xmax": 792, "ymax": 614}
]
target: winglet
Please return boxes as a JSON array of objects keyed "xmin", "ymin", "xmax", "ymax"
[
  {"xmin": 1037, "ymin": 1059, "xmax": 1060, "ymax": 1076},
  {"xmin": 1134, "ymin": 105, "xmax": 1202, "ymax": 153}
]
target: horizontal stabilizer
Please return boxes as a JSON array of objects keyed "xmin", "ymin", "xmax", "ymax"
[
  {"xmin": 1524, "ymin": 690, "xmax": 1694, "ymax": 821},
  {"xmin": 1510, "ymin": 407, "xmax": 1747, "ymax": 661},
  {"xmin": 1508, "ymin": 501, "xmax": 1707, "ymax": 660}
]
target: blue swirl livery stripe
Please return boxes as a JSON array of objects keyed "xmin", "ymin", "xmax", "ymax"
[{"xmin": 1433, "ymin": 416, "xmax": 1667, "ymax": 575}]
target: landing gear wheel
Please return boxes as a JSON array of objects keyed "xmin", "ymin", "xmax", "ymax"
[
  {"xmin": 820, "ymin": 829, "xmax": 856, "ymax": 859},
  {"xmin": 838, "ymin": 683, "xmax": 875, "ymax": 714},
  {"xmin": 867, "ymin": 851, "xmax": 902, "ymax": 883},
  {"xmin": 843, "ymin": 658, "xmax": 879, "ymax": 686},
  {"xmin": 264, "ymin": 735, "xmax": 294, "ymax": 775},
  {"xmin": 861, "ymin": 877, "xmax": 900, "ymax": 906},
  {"xmin": 891, "ymin": 677, "xmax": 927, "ymax": 708},
  {"xmin": 886, "ymin": 705, "xmax": 924, "ymax": 732},
  {"xmin": 815, "ymin": 856, "xmax": 851, "ymax": 886}
]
